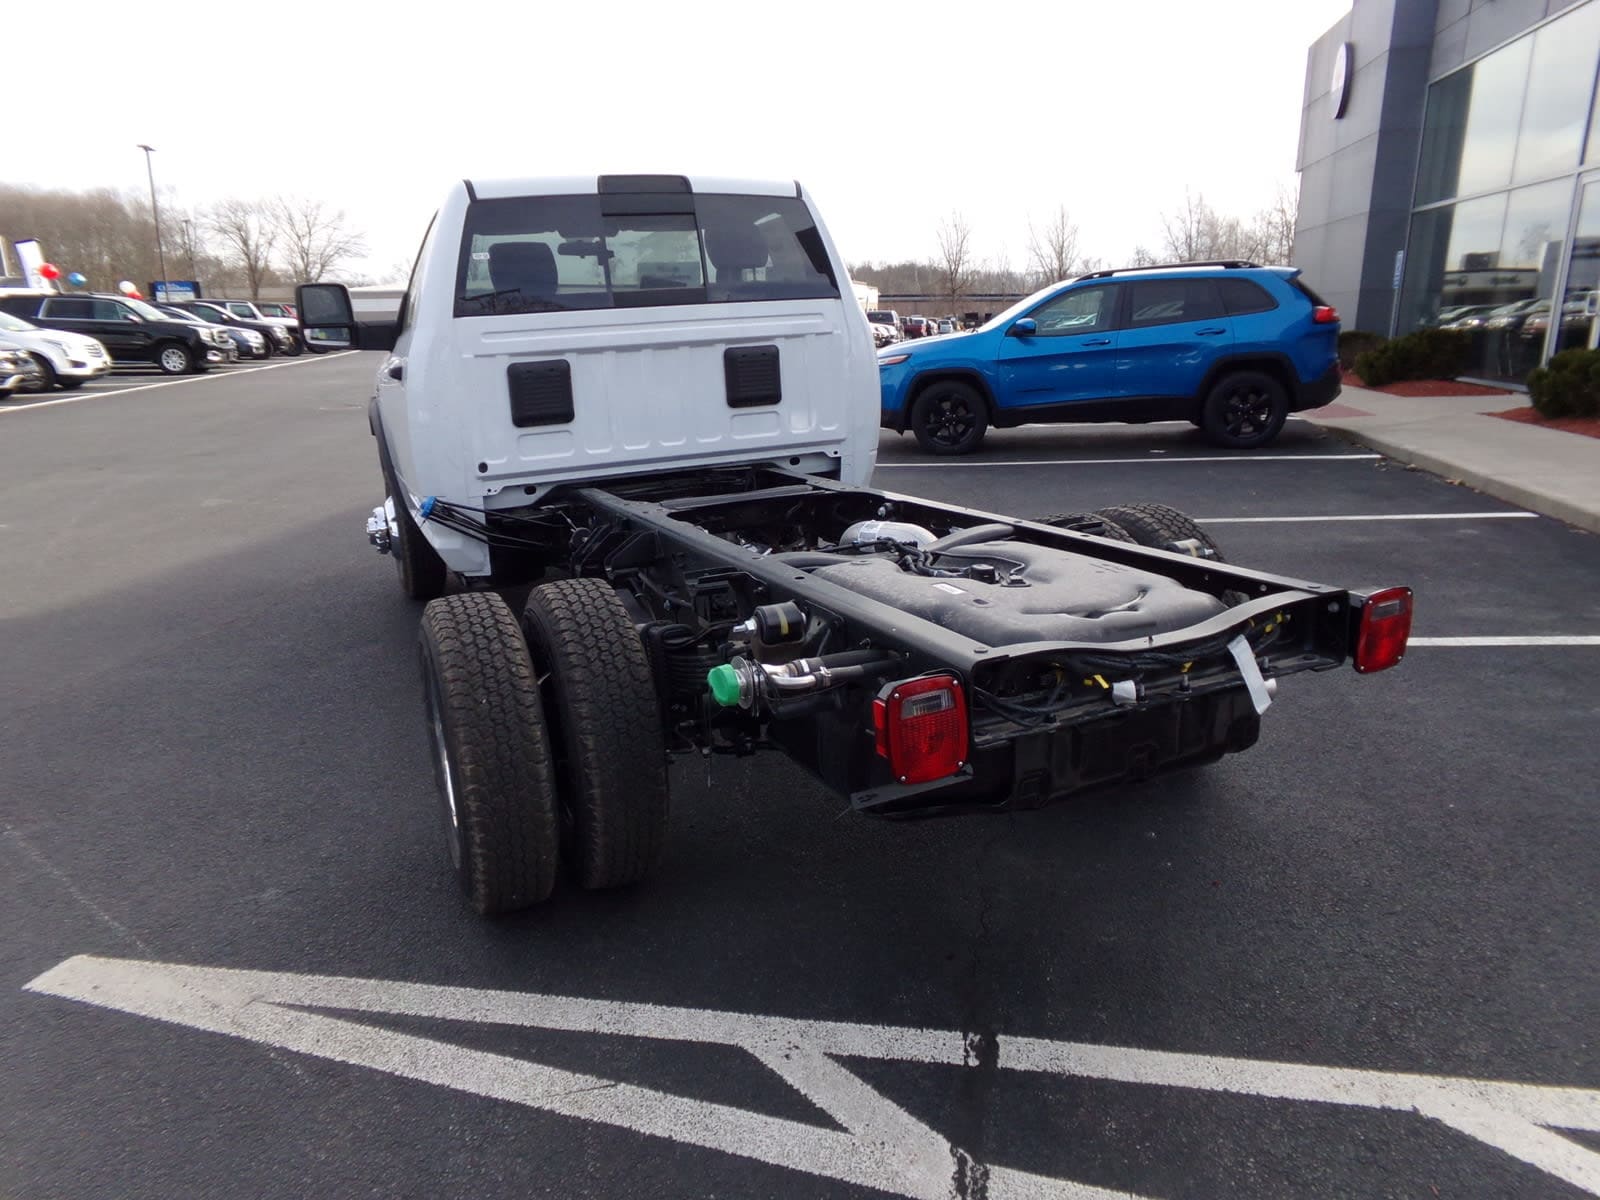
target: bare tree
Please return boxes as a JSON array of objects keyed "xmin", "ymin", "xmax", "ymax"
[
  {"xmin": 1160, "ymin": 189, "xmax": 1264, "ymax": 263},
  {"xmin": 273, "ymin": 196, "xmax": 369, "ymax": 282},
  {"xmin": 0, "ymin": 183, "xmax": 164, "ymax": 290},
  {"xmin": 1129, "ymin": 245, "xmax": 1158, "ymax": 267},
  {"xmin": 1160, "ymin": 190, "xmax": 1212, "ymax": 261},
  {"xmin": 208, "ymin": 197, "xmax": 278, "ymax": 299},
  {"xmin": 1026, "ymin": 205, "xmax": 1081, "ymax": 286},
  {"xmin": 1248, "ymin": 185, "xmax": 1298, "ymax": 265},
  {"xmin": 933, "ymin": 211, "xmax": 978, "ymax": 317}
]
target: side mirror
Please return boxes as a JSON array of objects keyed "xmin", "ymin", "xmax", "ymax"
[
  {"xmin": 295, "ymin": 282, "xmax": 399, "ymax": 353},
  {"xmin": 1009, "ymin": 318, "xmax": 1037, "ymax": 337}
]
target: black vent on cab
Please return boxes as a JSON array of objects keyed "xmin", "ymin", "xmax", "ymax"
[
  {"xmin": 724, "ymin": 345, "xmax": 781, "ymax": 408},
  {"xmin": 507, "ymin": 360, "xmax": 574, "ymax": 427}
]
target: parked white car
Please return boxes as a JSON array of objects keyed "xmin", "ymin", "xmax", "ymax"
[{"xmin": 0, "ymin": 309, "xmax": 111, "ymax": 391}]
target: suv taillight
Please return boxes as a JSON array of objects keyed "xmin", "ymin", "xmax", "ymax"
[
  {"xmin": 1313, "ymin": 305, "xmax": 1340, "ymax": 324},
  {"xmin": 873, "ymin": 675, "xmax": 968, "ymax": 785},
  {"xmin": 1354, "ymin": 587, "xmax": 1412, "ymax": 673}
]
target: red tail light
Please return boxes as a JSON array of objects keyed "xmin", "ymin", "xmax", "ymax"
[
  {"xmin": 1354, "ymin": 587, "xmax": 1413, "ymax": 673},
  {"xmin": 1313, "ymin": 305, "xmax": 1340, "ymax": 324},
  {"xmin": 873, "ymin": 675, "xmax": 968, "ymax": 785}
]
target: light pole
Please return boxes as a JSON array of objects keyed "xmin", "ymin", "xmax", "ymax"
[
  {"xmin": 137, "ymin": 144, "xmax": 169, "ymax": 297},
  {"xmin": 182, "ymin": 218, "xmax": 198, "ymax": 282}
]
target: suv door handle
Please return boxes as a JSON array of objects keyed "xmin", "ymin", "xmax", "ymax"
[
  {"xmin": 1195, "ymin": 327, "xmax": 1227, "ymax": 336},
  {"xmin": 1083, "ymin": 337, "xmax": 1111, "ymax": 346}
]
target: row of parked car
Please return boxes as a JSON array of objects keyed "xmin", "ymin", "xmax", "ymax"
[
  {"xmin": 0, "ymin": 290, "xmax": 302, "ymax": 394},
  {"xmin": 863, "ymin": 309, "xmax": 965, "ymax": 349}
]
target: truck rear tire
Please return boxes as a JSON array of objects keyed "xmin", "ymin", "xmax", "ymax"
[
  {"xmin": 1095, "ymin": 503, "xmax": 1246, "ymax": 605},
  {"xmin": 1037, "ymin": 512, "xmax": 1138, "ymax": 542},
  {"xmin": 521, "ymin": 579, "xmax": 670, "ymax": 891},
  {"xmin": 419, "ymin": 592, "xmax": 561, "ymax": 914},
  {"xmin": 1094, "ymin": 503, "xmax": 1224, "ymax": 558}
]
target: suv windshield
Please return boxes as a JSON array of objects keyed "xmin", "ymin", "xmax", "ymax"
[
  {"xmin": 455, "ymin": 192, "xmax": 839, "ymax": 316},
  {"xmin": 0, "ymin": 311, "xmax": 36, "ymax": 332}
]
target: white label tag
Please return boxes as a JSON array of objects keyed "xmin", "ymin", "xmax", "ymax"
[
  {"xmin": 1227, "ymin": 634, "xmax": 1273, "ymax": 715},
  {"xmin": 932, "ymin": 583, "xmax": 966, "ymax": 595}
]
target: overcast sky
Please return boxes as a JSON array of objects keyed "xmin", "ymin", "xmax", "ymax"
[{"xmin": 12, "ymin": 0, "xmax": 1349, "ymax": 282}]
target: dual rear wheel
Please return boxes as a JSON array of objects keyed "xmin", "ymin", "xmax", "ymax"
[{"xmin": 417, "ymin": 580, "xmax": 670, "ymax": 914}]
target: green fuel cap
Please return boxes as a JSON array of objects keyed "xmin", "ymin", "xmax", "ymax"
[{"xmin": 707, "ymin": 663, "xmax": 742, "ymax": 708}]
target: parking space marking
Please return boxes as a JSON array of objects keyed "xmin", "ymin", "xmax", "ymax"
[
  {"xmin": 0, "ymin": 352, "xmax": 357, "ymax": 415},
  {"xmin": 1198, "ymin": 511, "xmax": 1538, "ymax": 523},
  {"xmin": 27, "ymin": 956, "xmax": 1600, "ymax": 1198},
  {"xmin": 1410, "ymin": 636, "xmax": 1600, "ymax": 647},
  {"xmin": 876, "ymin": 454, "xmax": 1382, "ymax": 468}
]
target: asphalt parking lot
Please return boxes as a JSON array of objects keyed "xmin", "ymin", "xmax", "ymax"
[
  {"xmin": 3, "ymin": 352, "xmax": 1597, "ymax": 1200},
  {"xmin": 0, "ymin": 354, "xmax": 298, "ymax": 411}
]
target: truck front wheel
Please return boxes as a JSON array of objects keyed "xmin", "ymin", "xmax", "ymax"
[
  {"xmin": 521, "ymin": 579, "xmax": 670, "ymax": 890},
  {"xmin": 419, "ymin": 593, "xmax": 561, "ymax": 914},
  {"xmin": 378, "ymin": 439, "xmax": 449, "ymax": 601}
]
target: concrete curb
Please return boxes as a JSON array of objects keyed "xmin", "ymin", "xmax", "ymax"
[{"xmin": 1317, "ymin": 424, "xmax": 1600, "ymax": 535}]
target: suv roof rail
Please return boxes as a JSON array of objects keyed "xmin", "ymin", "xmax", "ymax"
[{"xmin": 1075, "ymin": 260, "xmax": 1260, "ymax": 281}]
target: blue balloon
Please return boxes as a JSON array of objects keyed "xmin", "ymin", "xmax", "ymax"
[{"xmin": 67, "ymin": 272, "xmax": 87, "ymax": 286}]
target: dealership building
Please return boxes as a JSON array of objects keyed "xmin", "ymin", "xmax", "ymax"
[{"xmin": 1296, "ymin": 0, "xmax": 1600, "ymax": 383}]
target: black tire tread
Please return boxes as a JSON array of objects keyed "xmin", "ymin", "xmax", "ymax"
[
  {"xmin": 1199, "ymin": 370, "xmax": 1288, "ymax": 449},
  {"xmin": 419, "ymin": 592, "xmax": 560, "ymax": 913},
  {"xmin": 24, "ymin": 354, "xmax": 57, "ymax": 392},
  {"xmin": 910, "ymin": 381, "xmax": 988, "ymax": 456},
  {"xmin": 1037, "ymin": 512, "xmax": 1138, "ymax": 543},
  {"xmin": 1093, "ymin": 503, "xmax": 1224, "ymax": 558},
  {"xmin": 522, "ymin": 579, "xmax": 669, "ymax": 890},
  {"xmin": 378, "ymin": 435, "xmax": 449, "ymax": 601}
]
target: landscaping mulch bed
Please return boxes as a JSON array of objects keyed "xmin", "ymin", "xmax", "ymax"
[
  {"xmin": 1339, "ymin": 369, "xmax": 1512, "ymax": 397},
  {"xmin": 1489, "ymin": 406, "xmax": 1600, "ymax": 441}
]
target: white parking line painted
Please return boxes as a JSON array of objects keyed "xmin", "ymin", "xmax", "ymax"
[
  {"xmin": 26, "ymin": 956, "xmax": 1600, "ymax": 1198},
  {"xmin": 876, "ymin": 454, "xmax": 1382, "ymax": 468},
  {"xmin": 1410, "ymin": 636, "xmax": 1600, "ymax": 647},
  {"xmin": 1198, "ymin": 511, "xmax": 1538, "ymax": 524},
  {"xmin": 0, "ymin": 352, "xmax": 357, "ymax": 415}
]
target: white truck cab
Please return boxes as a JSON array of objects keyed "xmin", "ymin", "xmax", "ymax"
[{"xmin": 301, "ymin": 174, "xmax": 879, "ymax": 583}]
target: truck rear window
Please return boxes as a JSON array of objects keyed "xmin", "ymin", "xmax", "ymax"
[{"xmin": 455, "ymin": 193, "xmax": 839, "ymax": 316}]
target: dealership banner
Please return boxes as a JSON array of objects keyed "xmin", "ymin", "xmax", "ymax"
[
  {"xmin": 152, "ymin": 281, "xmax": 201, "ymax": 302},
  {"xmin": 13, "ymin": 240, "xmax": 55, "ymax": 292}
]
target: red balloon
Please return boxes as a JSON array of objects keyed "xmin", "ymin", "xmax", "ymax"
[
  {"xmin": 38, "ymin": 262, "xmax": 61, "ymax": 280},
  {"xmin": 126, "ymin": 290, "xmax": 143, "ymax": 300}
]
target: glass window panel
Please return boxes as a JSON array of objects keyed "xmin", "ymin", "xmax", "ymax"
[
  {"xmin": 1458, "ymin": 37, "xmax": 1533, "ymax": 197},
  {"xmin": 1028, "ymin": 285, "xmax": 1118, "ymax": 335},
  {"xmin": 1587, "ymin": 64, "xmax": 1600, "ymax": 163},
  {"xmin": 1397, "ymin": 194, "xmax": 1508, "ymax": 333},
  {"xmin": 1556, "ymin": 181, "xmax": 1600, "ymax": 354},
  {"xmin": 1416, "ymin": 70, "xmax": 1473, "ymax": 205},
  {"xmin": 1476, "ymin": 180, "xmax": 1571, "ymax": 378},
  {"xmin": 1513, "ymin": 2, "xmax": 1600, "ymax": 181},
  {"xmin": 1415, "ymin": 38, "xmax": 1533, "ymax": 205}
]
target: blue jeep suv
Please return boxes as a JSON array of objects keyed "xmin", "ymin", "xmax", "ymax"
[{"xmin": 878, "ymin": 261, "xmax": 1342, "ymax": 454}]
